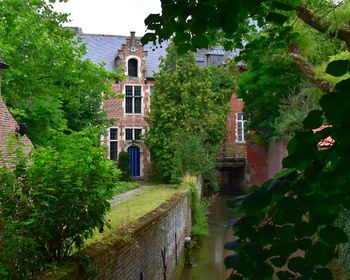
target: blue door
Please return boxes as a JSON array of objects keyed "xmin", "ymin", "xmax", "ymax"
[{"xmin": 127, "ymin": 146, "xmax": 140, "ymax": 176}]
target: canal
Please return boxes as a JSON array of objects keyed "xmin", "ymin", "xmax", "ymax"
[{"xmin": 178, "ymin": 194, "xmax": 237, "ymax": 280}]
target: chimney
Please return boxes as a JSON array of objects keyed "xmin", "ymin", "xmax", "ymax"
[{"xmin": 130, "ymin": 31, "xmax": 136, "ymax": 48}]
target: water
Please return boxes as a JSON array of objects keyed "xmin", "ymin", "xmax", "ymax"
[{"xmin": 178, "ymin": 195, "xmax": 237, "ymax": 280}]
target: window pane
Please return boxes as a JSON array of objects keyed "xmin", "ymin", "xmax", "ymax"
[
  {"xmin": 134, "ymin": 86, "xmax": 142, "ymax": 96},
  {"xmin": 134, "ymin": 129, "xmax": 142, "ymax": 140},
  {"xmin": 110, "ymin": 128, "xmax": 118, "ymax": 140},
  {"xmin": 125, "ymin": 86, "xmax": 133, "ymax": 95},
  {"xmin": 134, "ymin": 97, "xmax": 142, "ymax": 114},
  {"xmin": 125, "ymin": 97, "xmax": 133, "ymax": 113},
  {"xmin": 125, "ymin": 129, "xmax": 133, "ymax": 141},
  {"xmin": 128, "ymin": 59, "xmax": 138, "ymax": 77},
  {"xmin": 110, "ymin": 141, "xmax": 118, "ymax": 161},
  {"xmin": 150, "ymin": 86, "xmax": 154, "ymax": 95},
  {"xmin": 237, "ymin": 112, "xmax": 243, "ymax": 120},
  {"xmin": 208, "ymin": 54, "xmax": 224, "ymax": 65}
]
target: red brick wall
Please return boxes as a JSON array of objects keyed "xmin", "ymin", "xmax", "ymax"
[
  {"xmin": 246, "ymin": 140, "xmax": 288, "ymax": 185},
  {"xmin": 102, "ymin": 34, "xmax": 152, "ymax": 177},
  {"xmin": 221, "ymin": 93, "xmax": 246, "ymax": 158},
  {"xmin": 0, "ymin": 96, "xmax": 32, "ymax": 168}
]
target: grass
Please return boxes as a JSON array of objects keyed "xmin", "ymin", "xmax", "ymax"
[
  {"xmin": 86, "ymin": 184, "xmax": 188, "ymax": 245},
  {"xmin": 111, "ymin": 181, "xmax": 139, "ymax": 196}
]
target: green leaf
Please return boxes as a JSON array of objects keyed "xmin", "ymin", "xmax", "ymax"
[
  {"xmin": 265, "ymin": 12, "xmax": 289, "ymax": 25},
  {"xmin": 306, "ymin": 242, "xmax": 334, "ymax": 266},
  {"xmin": 270, "ymin": 256, "xmax": 286, "ymax": 268},
  {"xmin": 303, "ymin": 110, "xmax": 323, "ymax": 129},
  {"xmin": 326, "ymin": 59, "xmax": 350, "ymax": 77},
  {"xmin": 272, "ymin": 1, "xmax": 296, "ymax": 11},
  {"xmin": 313, "ymin": 268, "xmax": 333, "ymax": 279},
  {"xmin": 319, "ymin": 225, "xmax": 348, "ymax": 245},
  {"xmin": 276, "ymin": 271, "xmax": 295, "ymax": 279},
  {"xmin": 140, "ymin": 33, "xmax": 157, "ymax": 44},
  {"xmin": 288, "ymin": 257, "xmax": 310, "ymax": 274},
  {"xmin": 144, "ymin": 13, "xmax": 162, "ymax": 26},
  {"xmin": 224, "ymin": 240, "xmax": 240, "ymax": 250},
  {"xmin": 225, "ymin": 254, "xmax": 240, "ymax": 269}
]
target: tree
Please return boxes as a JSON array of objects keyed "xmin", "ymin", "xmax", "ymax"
[
  {"xmin": 0, "ymin": 0, "xmax": 115, "ymax": 145},
  {"xmin": 0, "ymin": 128, "xmax": 120, "ymax": 278},
  {"xmin": 146, "ymin": 43, "xmax": 233, "ymax": 182},
  {"xmin": 143, "ymin": 0, "xmax": 350, "ymax": 278}
]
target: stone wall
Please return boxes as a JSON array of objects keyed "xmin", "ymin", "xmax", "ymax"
[{"xmin": 38, "ymin": 192, "xmax": 192, "ymax": 280}]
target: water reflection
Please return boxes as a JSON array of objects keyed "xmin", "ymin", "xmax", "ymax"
[{"xmin": 179, "ymin": 195, "xmax": 237, "ymax": 280}]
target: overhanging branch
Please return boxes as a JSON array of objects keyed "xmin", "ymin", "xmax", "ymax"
[
  {"xmin": 296, "ymin": 4, "xmax": 350, "ymax": 50},
  {"xmin": 288, "ymin": 44, "xmax": 332, "ymax": 92}
]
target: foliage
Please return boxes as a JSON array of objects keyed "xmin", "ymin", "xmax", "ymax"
[
  {"xmin": 143, "ymin": 0, "xmax": 350, "ymax": 279},
  {"xmin": 117, "ymin": 151, "xmax": 131, "ymax": 181},
  {"xmin": 237, "ymin": 41, "xmax": 305, "ymax": 139},
  {"xmin": 146, "ymin": 43, "xmax": 233, "ymax": 181},
  {"xmin": 171, "ymin": 131, "xmax": 215, "ymax": 183},
  {"xmin": 0, "ymin": 128, "xmax": 120, "ymax": 278},
  {"xmin": 0, "ymin": 0, "xmax": 115, "ymax": 145},
  {"xmin": 225, "ymin": 64, "xmax": 350, "ymax": 279},
  {"xmin": 112, "ymin": 181, "xmax": 138, "ymax": 196},
  {"xmin": 335, "ymin": 208, "xmax": 350, "ymax": 276},
  {"xmin": 181, "ymin": 176, "xmax": 209, "ymax": 238},
  {"xmin": 274, "ymin": 82, "xmax": 322, "ymax": 140}
]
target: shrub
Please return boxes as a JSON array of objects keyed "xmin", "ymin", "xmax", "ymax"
[
  {"xmin": 171, "ymin": 131, "xmax": 216, "ymax": 184},
  {"xmin": 0, "ymin": 128, "xmax": 120, "ymax": 278},
  {"xmin": 117, "ymin": 151, "xmax": 131, "ymax": 181},
  {"xmin": 181, "ymin": 176, "xmax": 209, "ymax": 238}
]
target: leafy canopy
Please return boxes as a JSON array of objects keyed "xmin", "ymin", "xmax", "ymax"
[
  {"xmin": 146, "ymin": 43, "xmax": 233, "ymax": 182},
  {"xmin": 0, "ymin": 0, "xmax": 115, "ymax": 145},
  {"xmin": 142, "ymin": 0, "xmax": 350, "ymax": 278}
]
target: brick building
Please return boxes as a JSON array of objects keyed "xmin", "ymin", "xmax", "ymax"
[
  {"xmin": 0, "ymin": 59, "xmax": 33, "ymax": 168},
  {"xmin": 81, "ymin": 31, "xmax": 244, "ymax": 181}
]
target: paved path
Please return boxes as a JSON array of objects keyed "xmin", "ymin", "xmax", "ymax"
[{"xmin": 110, "ymin": 182, "xmax": 153, "ymax": 205}]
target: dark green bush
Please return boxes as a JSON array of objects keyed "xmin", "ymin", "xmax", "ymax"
[
  {"xmin": 0, "ymin": 129, "xmax": 120, "ymax": 278},
  {"xmin": 117, "ymin": 151, "xmax": 130, "ymax": 181},
  {"xmin": 171, "ymin": 131, "xmax": 216, "ymax": 183}
]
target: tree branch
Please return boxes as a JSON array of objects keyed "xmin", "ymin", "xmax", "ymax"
[
  {"xmin": 296, "ymin": 4, "xmax": 350, "ymax": 50},
  {"xmin": 288, "ymin": 44, "xmax": 332, "ymax": 92}
]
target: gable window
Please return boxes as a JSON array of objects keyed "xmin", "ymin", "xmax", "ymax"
[
  {"xmin": 207, "ymin": 54, "xmax": 224, "ymax": 65},
  {"xmin": 125, "ymin": 85, "xmax": 142, "ymax": 114},
  {"xmin": 109, "ymin": 128, "xmax": 118, "ymax": 161},
  {"xmin": 125, "ymin": 128, "xmax": 142, "ymax": 141},
  {"xmin": 128, "ymin": 58, "xmax": 138, "ymax": 77},
  {"xmin": 236, "ymin": 112, "xmax": 246, "ymax": 143}
]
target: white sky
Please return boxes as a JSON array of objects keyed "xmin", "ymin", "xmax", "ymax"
[{"xmin": 53, "ymin": 0, "xmax": 161, "ymax": 36}]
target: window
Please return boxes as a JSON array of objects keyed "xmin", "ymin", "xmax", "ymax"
[
  {"xmin": 125, "ymin": 85, "xmax": 142, "ymax": 114},
  {"xmin": 109, "ymin": 128, "xmax": 118, "ymax": 161},
  {"xmin": 128, "ymin": 58, "xmax": 138, "ymax": 77},
  {"xmin": 125, "ymin": 128, "xmax": 143, "ymax": 141},
  {"xmin": 236, "ymin": 113, "xmax": 246, "ymax": 143},
  {"xmin": 207, "ymin": 54, "xmax": 224, "ymax": 65},
  {"xmin": 149, "ymin": 85, "xmax": 155, "ymax": 95}
]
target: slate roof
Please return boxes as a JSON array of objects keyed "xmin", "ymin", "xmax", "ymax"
[{"xmin": 80, "ymin": 33, "xmax": 237, "ymax": 78}]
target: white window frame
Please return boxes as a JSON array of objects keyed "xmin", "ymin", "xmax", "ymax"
[
  {"xmin": 124, "ymin": 127, "xmax": 143, "ymax": 142},
  {"xmin": 123, "ymin": 85, "xmax": 143, "ymax": 115},
  {"xmin": 236, "ymin": 112, "xmax": 246, "ymax": 144},
  {"xmin": 108, "ymin": 127, "xmax": 119, "ymax": 161}
]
